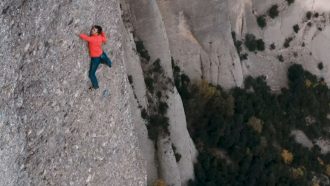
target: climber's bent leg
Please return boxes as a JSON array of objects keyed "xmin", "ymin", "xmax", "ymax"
[
  {"xmin": 100, "ymin": 52, "xmax": 112, "ymax": 68},
  {"xmin": 89, "ymin": 57, "xmax": 101, "ymax": 89}
]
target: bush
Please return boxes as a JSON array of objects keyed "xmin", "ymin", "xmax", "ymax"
[
  {"xmin": 135, "ymin": 40, "xmax": 150, "ymax": 61},
  {"xmin": 153, "ymin": 179, "xmax": 166, "ymax": 186},
  {"xmin": 283, "ymin": 37, "xmax": 293, "ymax": 48},
  {"xmin": 286, "ymin": 0, "xmax": 295, "ymax": 5},
  {"xmin": 128, "ymin": 75, "xmax": 133, "ymax": 84},
  {"xmin": 152, "ymin": 58, "xmax": 162, "ymax": 73},
  {"xmin": 172, "ymin": 144, "xmax": 182, "ymax": 162},
  {"xmin": 159, "ymin": 101, "xmax": 169, "ymax": 115},
  {"xmin": 293, "ymin": 24, "xmax": 300, "ymax": 33},
  {"xmin": 141, "ymin": 108, "xmax": 148, "ymax": 120},
  {"xmin": 268, "ymin": 5, "xmax": 279, "ymax": 19},
  {"xmin": 256, "ymin": 39, "xmax": 265, "ymax": 51},
  {"xmin": 245, "ymin": 34, "xmax": 257, "ymax": 51},
  {"xmin": 306, "ymin": 11, "xmax": 312, "ymax": 20},
  {"xmin": 232, "ymin": 32, "xmax": 243, "ymax": 53},
  {"xmin": 314, "ymin": 12, "xmax": 319, "ymax": 18},
  {"xmin": 244, "ymin": 34, "xmax": 265, "ymax": 52},
  {"xmin": 270, "ymin": 43, "xmax": 276, "ymax": 50},
  {"xmin": 318, "ymin": 62, "xmax": 324, "ymax": 70},
  {"xmin": 145, "ymin": 77, "xmax": 154, "ymax": 93},
  {"xmin": 240, "ymin": 53, "xmax": 248, "ymax": 60},
  {"xmin": 257, "ymin": 15, "xmax": 267, "ymax": 28},
  {"xmin": 277, "ymin": 55, "xmax": 284, "ymax": 62}
]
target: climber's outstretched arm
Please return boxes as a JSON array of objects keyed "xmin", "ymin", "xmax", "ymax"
[{"xmin": 79, "ymin": 33, "xmax": 92, "ymax": 42}]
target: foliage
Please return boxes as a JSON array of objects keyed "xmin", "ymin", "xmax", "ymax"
[
  {"xmin": 128, "ymin": 75, "xmax": 133, "ymax": 84},
  {"xmin": 144, "ymin": 77, "xmax": 154, "ymax": 93},
  {"xmin": 174, "ymin": 64, "xmax": 330, "ymax": 185},
  {"xmin": 248, "ymin": 116, "xmax": 263, "ymax": 133},
  {"xmin": 135, "ymin": 42, "xmax": 171, "ymax": 142},
  {"xmin": 244, "ymin": 34, "xmax": 265, "ymax": 52},
  {"xmin": 284, "ymin": 37, "xmax": 293, "ymax": 48},
  {"xmin": 286, "ymin": 0, "xmax": 295, "ymax": 5},
  {"xmin": 306, "ymin": 11, "xmax": 312, "ymax": 20},
  {"xmin": 135, "ymin": 40, "xmax": 150, "ymax": 61},
  {"xmin": 153, "ymin": 179, "xmax": 167, "ymax": 186},
  {"xmin": 281, "ymin": 149, "xmax": 294, "ymax": 164},
  {"xmin": 172, "ymin": 144, "xmax": 182, "ymax": 162},
  {"xmin": 270, "ymin": 43, "xmax": 276, "ymax": 50},
  {"xmin": 293, "ymin": 24, "xmax": 300, "ymax": 33},
  {"xmin": 318, "ymin": 62, "xmax": 324, "ymax": 70},
  {"xmin": 152, "ymin": 58, "xmax": 163, "ymax": 73},
  {"xmin": 268, "ymin": 5, "xmax": 279, "ymax": 19},
  {"xmin": 257, "ymin": 15, "xmax": 267, "ymax": 28},
  {"xmin": 277, "ymin": 55, "xmax": 284, "ymax": 62}
]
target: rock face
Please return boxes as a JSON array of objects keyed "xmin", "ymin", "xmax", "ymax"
[
  {"xmin": 2, "ymin": 0, "xmax": 330, "ymax": 185},
  {"xmin": 125, "ymin": 0, "xmax": 330, "ymax": 91},
  {"xmin": 122, "ymin": 0, "xmax": 330, "ymax": 185},
  {"xmin": 122, "ymin": 0, "xmax": 198, "ymax": 185},
  {"xmin": 0, "ymin": 0, "xmax": 146, "ymax": 185}
]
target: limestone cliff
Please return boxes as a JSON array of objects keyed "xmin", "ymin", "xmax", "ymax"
[{"xmin": 122, "ymin": 0, "xmax": 330, "ymax": 185}]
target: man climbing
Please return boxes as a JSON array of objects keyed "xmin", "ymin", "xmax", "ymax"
[{"xmin": 79, "ymin": 25, "xmax": 112, "ymax": 90}]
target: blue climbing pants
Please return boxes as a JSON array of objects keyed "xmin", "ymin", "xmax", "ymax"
[{"xmin": 89, "ymin": 52, "xmax": 112, "ymax": 89}]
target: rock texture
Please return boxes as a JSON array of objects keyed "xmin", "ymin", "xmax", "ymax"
[
  {"xmin": 121, "ymin": 0, "xmax": 330, "ymax": 184},
  {"xmin": 2, "ymin": 0, "xmax": 330, "ymax": 185},
  {"xmin": 0, "ymin": 0, "xmax": 146, "ymax": 185},
  {"xmin": 125, "ymin": 0, "xmax": 330, "ymax": 91},
  {"xmin": 123, "ymin": 0, "xmax": 198, "ymax": 185}
]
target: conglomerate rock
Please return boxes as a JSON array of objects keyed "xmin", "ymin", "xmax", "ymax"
[{"xmin": 0, "ymin": 0, "xmax": 146, "ymax": 185}]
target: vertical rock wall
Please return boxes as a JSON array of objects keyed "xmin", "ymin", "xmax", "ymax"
[{"xmin": 0, "ymin": 0, "xmax": 146, "ymax": 185}]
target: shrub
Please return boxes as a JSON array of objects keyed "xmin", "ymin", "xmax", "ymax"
[
  {"xmin": 245, "ymin": 34, "xmax": 257, "ymax": 51},
  {"xmin": 257, "ymin": 15, "xmax": 267, "ymax": 28},
  {"xmin": 141, "ymin": 108, "xmax": 148, "ymax": 120},
  {"xmin": 314, "ymin": 12, "xmax": 319, "ymax": 18},
  {"xmin": 152, "ymin": 58, "xmax": 162, "ymax": 73},
  {"xmin": 293, "ymin": 24, "xmax": 300, "ymax": 33},
  {"xmin": 244, "ymin": 34, "xmax": 265, "ymax": 52},
  {"xmin": 240, "ymin": 53, "xmax": 248, "ymax": 60},
  {"xmin": 318, "ymin": 62, "xmax": 324, "ymax": 70},
  {"xmin": 144, "ymin": 77, "xmax": 154, "ymax": 93},
  {"xmin": 135, "ymin": 40, "xmax": 150, "ymax": 61},
  {"xmin": 128, "ymin": 75, "xmax": 133, "ymax": 84},
  {"xmin": 172, "ymin": 144, "xmax": 182, "ymax": 162},
  {"xmin": 232, "ymin": 32, "xmax": 243, "ymax": 53},
  {"xmin": 283, "ymin": 37, "xmax": 293, "ymax": 48},
  {"xmin": 153, "ymin": 179, "xmax": 166, "ymax": 186},
  {"xmin": 149, "ymin": 114, "xmax": 169, "ymax": 130},
  {"xmin": 281, "ymin": 149, "xmax": 294, "ymax": 164},
  {"xmin": 270, "ymin": 43, "xmax": 276, "ymax": 50},
  {"xmin": 306, "ymin": 11, "xmax": 312, "ymax": 20},
  {"xmin": 248, "ymin": 116, "xmax": 264, "ymax": 133},
  {"xmin": 286, "ymin": 0, "xmax": 295, "ymax": 5},
  {"xmin": 268, "ymin": 5, "xmax": 279, "ymax": 19},
  {"xmin": 256, "ymin": 39, "xmax": 265, "ymax": 51},
  {"xmin": 159, "ymin": 101, "xmax": 169, "ymax": 115},
  {"xmin": 277, "ymin": 55, "xmax": 284, "ymax": 62}
]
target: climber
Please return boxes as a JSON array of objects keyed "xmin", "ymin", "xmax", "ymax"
[{"xmin": 79, "ymin": 25, "xmax": 112, "ymax": 90}]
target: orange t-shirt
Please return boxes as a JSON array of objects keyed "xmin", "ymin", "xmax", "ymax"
[{"xmin": 79, "ymin": 32, "xmax": 107, "ymax": 57}]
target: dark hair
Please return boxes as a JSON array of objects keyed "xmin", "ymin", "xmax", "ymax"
[{"xmin": 91, "ymin": 25, "xmax": 103, "ymax": 35}]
